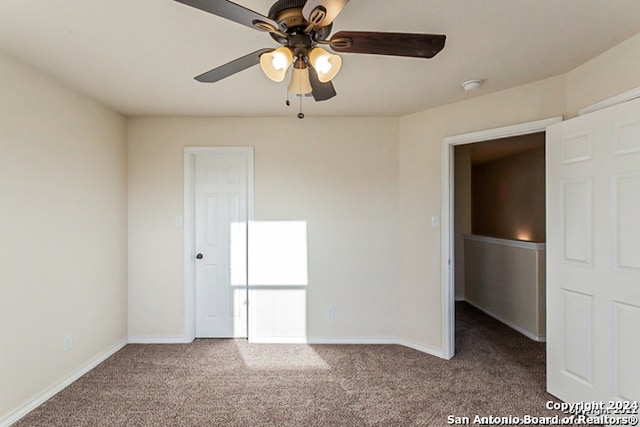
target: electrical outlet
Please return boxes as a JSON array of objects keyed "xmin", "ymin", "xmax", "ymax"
[
  {"xmin": 326, "ymin": 306, "xmax": 334, "ymax": 319},
  {"xmin": 63, "ymin": 334, "xmax": 73, "ymax": 352}
]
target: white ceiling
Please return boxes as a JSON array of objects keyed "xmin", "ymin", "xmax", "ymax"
[{"xmin": 1, "ymin": 0, "xmax": 639, "ymax": 118}]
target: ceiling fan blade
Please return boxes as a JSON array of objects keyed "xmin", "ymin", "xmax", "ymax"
[
  {"xmin": 302, "ymin": 0, "xmax": 350, "ymax": 27},
  {"xmin": 195, "ymin": 48, "xmax": 274, "ymax": 83},
  {"xmin": 330, "ymin": 31, "xmax": 446, "ymax": 58},
  {"xmin": 308, "ymin": 65, "xmax": 337, "ymax": 101},
  {"xmin": 175, "ymin": 0, "xmax": 279, "ymax": 32}
]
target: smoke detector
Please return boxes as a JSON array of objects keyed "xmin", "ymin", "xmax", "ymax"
[{"xmin": 462, "ymin": 79, "xmax": 483, "ymax": 91}]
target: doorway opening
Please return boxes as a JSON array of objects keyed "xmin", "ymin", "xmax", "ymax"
[
  {"xmin": 454, "ymin": 133, "xmax": 546, "ymax": 344},
  {"xmin": 442, "ymin": 117, "xmax": 562, "ymax": 359}
]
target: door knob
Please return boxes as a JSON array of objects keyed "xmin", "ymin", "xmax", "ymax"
[{"xmin": 196, "ymin": 253, "xmax": 203, "ymax": 260}]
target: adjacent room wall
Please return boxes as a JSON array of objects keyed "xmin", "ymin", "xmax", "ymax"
[
  {"xmin": 0, "ymin": 51, "xmax": 128, "ymax": 421},
  {"xmin": 463, "ymin": 235, "xmax": 546, "ymax": 340},
  {"xmin": 472, "ymin": 144, "xmax": 546, "ymax": 242},
  {"xmin": 453, "ymin": 145, "xmax": 471, "ymax": 300},
  {"xmin": 127, "ymin": 117, "xmax": 400, "ymax": 341}
]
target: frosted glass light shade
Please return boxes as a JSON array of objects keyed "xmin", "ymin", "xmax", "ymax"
[
  {"xmin": 260, "ymin": 47, "xmax": 293, "ymax": 82},
  {"xmin": 288, "ymin": 67, "xmax": 312, "ymax": 95},
  {"xmin": 309, "ymin": 47, "xmax": 342, "ymax": 83}
]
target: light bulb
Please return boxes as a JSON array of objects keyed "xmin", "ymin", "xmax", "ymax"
[
  {"xmin": 271, "ymin": 52, "xmax": 289, "ymax": 71},
  {"xmin": 260, "ymin": 47, "xmax": 293, "ymax": 82},
  {"xmin": 309, "ymin": 48, "xmax": 342, "ymax": 83},
  {"xmin": 315, "ymin": 56, "xmax": 332, "ymax": 74}
]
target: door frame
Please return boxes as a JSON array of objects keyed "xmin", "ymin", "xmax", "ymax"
[
  {"xmin": 183, "ymin": 147, "xmax": 254, "ymax": 342},
  {"xmin": 440, "ymin": 117, "xmax": 562, "ymax": 359}
]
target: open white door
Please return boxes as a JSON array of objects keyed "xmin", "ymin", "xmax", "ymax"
[{"xmin": 546, "ymin": 98, "xmax": 640, "ymax": 408}]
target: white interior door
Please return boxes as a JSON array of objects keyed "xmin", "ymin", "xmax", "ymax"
[
  {"xmin": 546, "ymin": 98, "xmax": 640, "ymax": 407},
  {"xmin": 194, "ymin": 151, "xmax": 249, "ymax": 338}
]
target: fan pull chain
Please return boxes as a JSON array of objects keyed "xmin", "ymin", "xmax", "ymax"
[
  {"xmin": 297, "ymin": 62, "xmax": 305, "ymax": 119},
  {"xmin": 298, "ymin": 93, "xmax": 304, "ymax": 119}
]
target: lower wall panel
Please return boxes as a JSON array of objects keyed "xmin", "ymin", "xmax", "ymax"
[{"xmin": 463, "ymin": 234, "xmax": 546, "ymax": 340}]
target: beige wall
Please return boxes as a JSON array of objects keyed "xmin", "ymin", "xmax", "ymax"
[
  {"xmin": 127, "ymin": 117, "xmax": 400, "ymax": 340},
  {"xmin": 0, "ymin": 51, "xmax": 128, "ymax": 420},
  {"xmin": 566, "ymin": 32, "xmax": 640, "ymax": 117}
]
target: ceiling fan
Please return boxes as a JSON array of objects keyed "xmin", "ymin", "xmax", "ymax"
[{"xmin": 175, "ymin": 0, "xmax": 446, "ymax": 115}]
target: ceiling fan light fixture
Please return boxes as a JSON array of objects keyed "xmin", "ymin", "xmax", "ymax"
[
  {"xmin": 260, "ymin": 46, "xmax": 293, "ymax": 82},
  {"xmin": 288, "ymin": 65, "xmax": 313, "ymax": 95},
  {"xmin": 175, "ymin": 0, "xmax": 447, "ymax": 107},
  {"xmin": 309, "ymin": 47, "xmax": 342, "ymax": 83}
]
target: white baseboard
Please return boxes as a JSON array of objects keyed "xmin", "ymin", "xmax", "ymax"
[
  {"xmin": 463, "ymin": 299, "xmax": 546, "ymax": 342},
  {"xmin": 1, "ymin": 339, "xmax": 127, "ymax": 427},
  {"xmin": 128, "ymin": 337, "xmax": 193, "ymax": 344}
]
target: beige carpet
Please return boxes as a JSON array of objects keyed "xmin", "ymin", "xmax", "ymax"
[{"xmin": 15, "ymin": 303, "xmax": 564, "ymax": 426}]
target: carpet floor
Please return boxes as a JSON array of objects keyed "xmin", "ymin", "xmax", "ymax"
[{"xmin": 15, "ymin": 303, "xmax": 564, "ymax": 426}]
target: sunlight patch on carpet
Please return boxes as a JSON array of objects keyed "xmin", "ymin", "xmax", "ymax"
[{"xmin": 235, "ymin": 342, "xmax": 330, "ymax": 370}]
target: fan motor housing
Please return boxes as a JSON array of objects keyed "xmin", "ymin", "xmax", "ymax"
[{"xmin": 268, "ymin": 0, "xmax": 332, "ymax": 44}]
